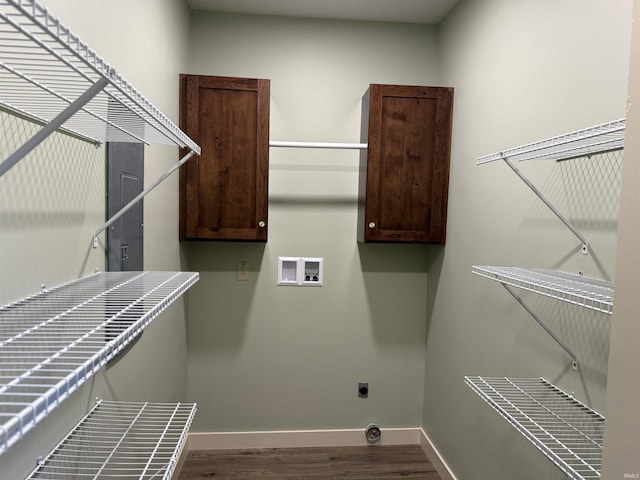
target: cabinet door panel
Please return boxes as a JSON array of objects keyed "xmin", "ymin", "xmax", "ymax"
[
  {"xmin": 197, "ymin": 88, "xmax": 257, "ymax": 230},
  {"xmin": 360, "ymin": 84, "xmax": 453, "ymax": 244},
  {"xmin": 180, "ymin": 75, "xmax": 269, "ymax": 241}
]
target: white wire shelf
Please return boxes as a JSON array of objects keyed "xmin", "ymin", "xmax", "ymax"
[
  {"xmin": 477, "ymin": 118, "xmax": 625, "ymax": 164},
  {"xmin": 27, "ymin": 400, "xmax": 196, "ymax": 479},
  {"xmin": 465, "ymin": 376, "xmax": 604, "ymax": 480},
  {"xmin": 0, "ymin": 0, "xmax": 200, "ymax": 152},
  {"xmin": 473, "ymin": 266, "xmax": 613, "ymax": 315},
  {"xmin": 0, "ymin": 270, "xmax": 199, "ymax": 456}
]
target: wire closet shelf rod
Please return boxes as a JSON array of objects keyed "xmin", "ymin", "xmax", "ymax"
[
  {"xmin": 27, "ymin": 400, "xmax": 197, "ymax": 480},
  {"xmin": 0, "ymin": 271, "xmax": 199, "ymax": 456}
]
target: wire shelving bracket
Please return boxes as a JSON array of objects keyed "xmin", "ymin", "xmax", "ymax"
[
  {"xmin": 503, "ymin": 156, "xmax": 589, "ymax": 255},
  {"xmin": 465, "ymin": 376, "xmax": 604, "ymax": 480},
  {"xmin": 473, "ymin": 266, "xmax": 614, "ymax": 370},
  {"xmin": 476, "ymin": 118, "xmax": 626, "ymax": 255},
  {"xmin": 0, "ymin": 270, "xmax": 199, "ymax": 456},
  {"xmin": 27, "ymin": 399, "xmax": 197, "ymax": 480},
  {"xmin": 502, "ymin": 282, "xmax": 579, "ymax": 370},
  {"xmin": 92, "ymin": 149, "xmax": 197, "ymax": 248}
]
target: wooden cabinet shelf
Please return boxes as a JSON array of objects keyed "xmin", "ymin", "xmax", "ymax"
[{"xmin": 358, "ymin": 84, "xmax": 454, "ymax": 244}]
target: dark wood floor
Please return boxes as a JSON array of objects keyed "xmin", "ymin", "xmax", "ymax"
[{"xmin": 178, "ymin": 445, "xmax": 442, "ymax": 479}]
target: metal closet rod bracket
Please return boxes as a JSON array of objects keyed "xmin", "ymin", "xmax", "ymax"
[
  {"xmin": 92, "ymin": 149, "xmax": 198, "ymax": 248},
  {"xmin": 501, "ymin": 282, "xmax": 579, "ymax": 370},
  {"xmin": 500, "ymin": 155, "xmax": 589, "ymax": 255}
]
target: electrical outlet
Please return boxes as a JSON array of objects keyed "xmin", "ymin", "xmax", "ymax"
[
  {"xmin": 237, "ymin": 261, "xmax": 249, "ymax": 281},
  {"xmin": 277, "ymin": 257, "xmax": 323, "ymax": 286},
  {"xmin": 358, "ymin": 383, "xmax": 368, "ymax": 398}
]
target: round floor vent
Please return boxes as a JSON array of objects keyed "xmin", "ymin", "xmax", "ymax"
[{"xmin": 365, "ymin": 423, "xmax": 381, "ymax": 444}]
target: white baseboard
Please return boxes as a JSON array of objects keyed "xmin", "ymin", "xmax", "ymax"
[
  {"xmin": 188, "ymin": 427, "xmax": 456, "ymax": 480},
  {"xmin": 188, "ymin": 427, "xmax": 421, "ymax": 450},
  {"xmin": 419, "ymin": 428, "xmax": 458, "ymax": 480}
]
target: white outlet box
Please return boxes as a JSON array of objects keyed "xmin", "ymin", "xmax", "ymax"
[
  {"xmin": 278, "ymin": 257, "xmax": 299, "ymax": 285},
  {"xmin": 278, "ymin": 257, "xmax": 323, "ymax": 286}
]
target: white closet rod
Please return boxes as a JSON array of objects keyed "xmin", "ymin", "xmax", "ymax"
[{"xmin": 270, "ymin": 141, "xmax": 367, "ymax": 150}]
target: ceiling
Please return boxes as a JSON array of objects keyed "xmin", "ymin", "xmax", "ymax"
[{"xmin": 187, "ymin": 0, "xmax": 459, "ymax": 25}]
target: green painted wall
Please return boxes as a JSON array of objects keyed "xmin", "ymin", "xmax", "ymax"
[
  {"xmin": 183, "ymin": 12, "xmax": 441, "ymax": 432},
  {"xmin": 427, "ymin": 1, "xmax": 632, "ymax": 478}
]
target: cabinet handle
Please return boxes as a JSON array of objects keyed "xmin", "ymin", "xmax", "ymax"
[
  {"xmin": 368, "ymin": 222, "xmax": 376, "ymax": 229},
  {"xmin": 258, "ymin": 221, "xmax": 266, "ymax": 228}
]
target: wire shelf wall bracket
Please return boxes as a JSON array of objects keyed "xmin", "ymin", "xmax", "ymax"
[
  {"xmin": 27, "ymin": 399, "xmax": 197, "ymax": 480},
  {"xmin": 465, "ymin": 376, "xmax": 604, "ymax": 480},
  {"xmin": 503, "ymin": 282, "xmax": 579, "ymax": 370},
  {"xmin": 503, "ymin": 156, "xmax": 589, "ymax": 255},
  {"xmin": 476, "ymin": 118, "xmax": 626, "ymax": 256},
  {"xmin": 0, "ymin": 271, "xmax": 199, "ymax": 456},
  {"xmin": 92, "ymin": 149, "xmax": 197, "ymax": 248},
  {"xmin": 472, "ymin": 266, "xmax": 614, "ymax": 370}
]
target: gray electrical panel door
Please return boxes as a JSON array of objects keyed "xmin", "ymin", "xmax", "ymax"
[{"xmin": 106, "ymin": 143, "xmax": 144, "ymax": 271}]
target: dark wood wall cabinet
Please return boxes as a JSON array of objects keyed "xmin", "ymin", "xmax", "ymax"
[
  {"xmin": 358, "ymin": 84, "xmax": 454, "ymax": 244},
  {"xmin": 179, "ymin": 74, "xmax": 270, "ymax": 241}
]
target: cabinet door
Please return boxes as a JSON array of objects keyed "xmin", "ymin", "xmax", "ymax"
[
  {"xmin": 358, "ymin": 84, "xmax": 453, "ymax": 244},
  {"xmin": 179, "ymin": 75, "xmax": 270, "ymax": 241}
]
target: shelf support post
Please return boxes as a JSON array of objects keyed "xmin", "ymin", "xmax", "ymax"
[
  {"xmin": 501, "ymin": 283, "xmax": 579, "ymax": 370},
  {"xmin": 501, "ymin": 156, "xmax": 589, "ymax": 255},
  {"xmin": 93, "ymin": 149, "xmax": 197, "ymax": 248},
  {"xmin": 0, "ymin": 77, "xmax": 109, "ymax": 179}
]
